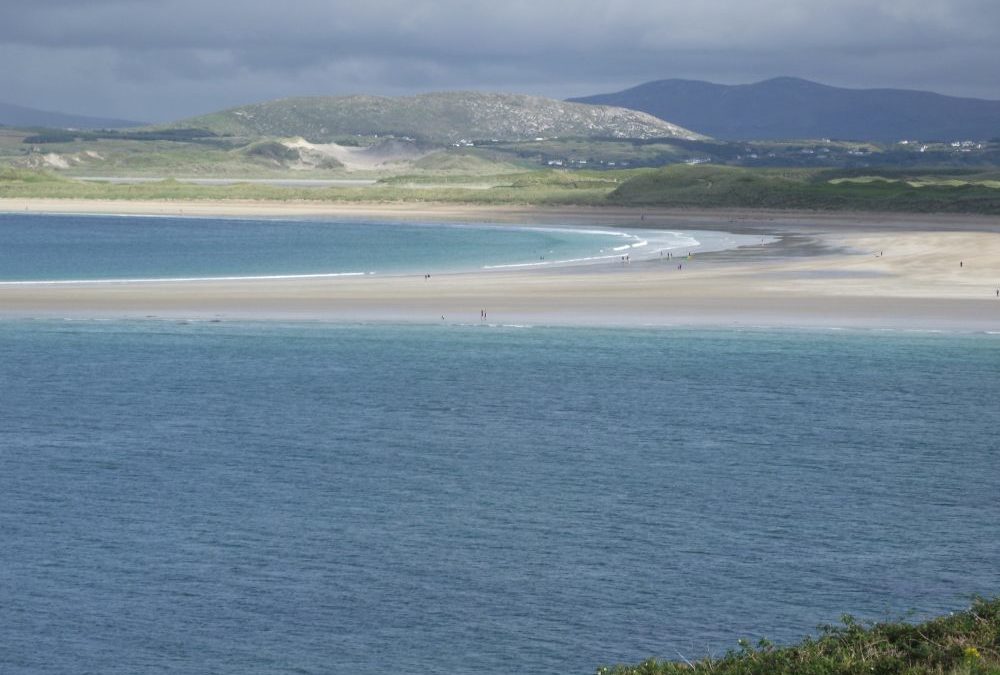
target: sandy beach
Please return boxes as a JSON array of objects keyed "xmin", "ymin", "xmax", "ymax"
[{"xmin": 2, "ymin": 198, "xmax": 999, "ymax": 330}]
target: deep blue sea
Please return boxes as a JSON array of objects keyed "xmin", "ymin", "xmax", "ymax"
[
  {"xmin": 0, "ymin": 213, "xmax": 761, "ymax": 281},
  {"xmin": 1, "ymin": 320, "xmax": 998, "ymax": 674}
]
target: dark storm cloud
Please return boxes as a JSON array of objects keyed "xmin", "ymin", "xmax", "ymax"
[{"xmin": 3, "ymin": 0, "xmax": 999, "ymax": 121}]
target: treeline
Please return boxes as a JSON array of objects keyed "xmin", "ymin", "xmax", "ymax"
[{"xmin": 22, "ymin": 128, "xmax": 223, "ymax": 144}]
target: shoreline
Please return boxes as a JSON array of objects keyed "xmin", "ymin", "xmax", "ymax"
[
  {"xmin": 4, "ymin": 197, "xmax": 1000, "ymax": 233},
  {"xmin": 1, "ymin": 198, "xmax": 999, "ymax": 331}
]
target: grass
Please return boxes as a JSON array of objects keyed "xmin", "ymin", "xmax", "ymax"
[
  {"xmin": 829, "ymin": 176, "xmax": 1000, "ymax": 189},
  {"xmin": 0, "ymin": 169, "xmax": 619, "ymax": 205},
  {"xmin": 600, "ymin": 597, "xmax": 1000, "ymax": 675},
  {"xmin": 3, "ymin": 164, "xmax": 1000, "ymax": 214},
  {"xmin": 0, "ymin": 167, "xmax": 65, "ymax": 183},
  {"xmin": 608, "ymin": 165, "xmax": 1000, "ymax": 214}
]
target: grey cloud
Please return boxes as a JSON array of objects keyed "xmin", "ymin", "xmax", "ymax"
[{"xmin": 1, "ymin": 0, "xmax": 998, "ymax": 121}]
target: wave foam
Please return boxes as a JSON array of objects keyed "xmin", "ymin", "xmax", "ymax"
[{"xmin": 0, "ymin": 272, "xmax": 367, "ymax": 286}]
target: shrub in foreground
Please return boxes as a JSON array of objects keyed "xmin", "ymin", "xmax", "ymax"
[{"xmin": 600, "ymin": 597, "xmax": 1000, "ymax": 675}]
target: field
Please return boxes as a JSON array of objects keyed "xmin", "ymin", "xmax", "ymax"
[
  {"xmin": 4, "ymin": 163, "xmax": 1000, "ymax": 214},
  {"xmin": 0, "ymin": 167, "xmax": 627, "ymax": 205}
]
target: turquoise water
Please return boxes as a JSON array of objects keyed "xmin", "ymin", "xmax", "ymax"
[
  {"xmin": 1, "ymin": 321, "xmax": 998, "ymax": 674},
  {"xmin": 0, "ymin": 214, "xmax": 759, "ymax": 281}
]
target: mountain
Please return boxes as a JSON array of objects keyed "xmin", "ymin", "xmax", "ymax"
[
  {"xmin": 170, "ymin": 92, "xmax": 705, "ymax": 143},
  {"xmin": 0, "ymin": 101, "xmax": 143, "ymax": 129},
  {"xmin": 569, "ymin": 77, "xmax": 1000, "ymax": 141}
]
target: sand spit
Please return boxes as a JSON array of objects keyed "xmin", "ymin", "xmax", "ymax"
[{"xmin": 1, "ymin": 199, "xmax": 998, "ymax": 331}]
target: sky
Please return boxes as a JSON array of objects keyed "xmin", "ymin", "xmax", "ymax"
[{"xmin": 3, "ymin": 0, "xmax": 1000, "ymax": 123}]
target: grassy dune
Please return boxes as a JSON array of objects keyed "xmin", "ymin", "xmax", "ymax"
[
  {"xmin": 601, "ymin": 597, "xmax": 1000, "ymax": 675},
  {"xmin": 3, "ymin": 165, "xmax": 1000, "ymax": 214},
  {"xmin": 609, "ymin": 165, "xmax": 1000, "ymax": 214},
  {"xmin": 0, "ymin": 168, "xmax": 623, "ymax": 205}
]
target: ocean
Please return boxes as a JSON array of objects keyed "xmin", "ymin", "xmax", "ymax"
[
  {"xmin": 0, "ymin": 213, "xmax": 762, "ymax": 282},
  {"xmin": 1, "ymin": 319, "xmax": 998, "ymax": 674}
]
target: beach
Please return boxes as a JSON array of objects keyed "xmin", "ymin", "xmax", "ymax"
[
  {"xmin": 1, "ymin": 198, "xmax": 999, "ymax": 330},
  {"xmin": 3, "ymin": 199, "xmax": 1000, "ymax": 675}
]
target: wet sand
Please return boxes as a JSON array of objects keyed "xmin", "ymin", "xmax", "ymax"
[{"xmin": 1, "ymin": 199, "xmax": 999, "ymax": 330}]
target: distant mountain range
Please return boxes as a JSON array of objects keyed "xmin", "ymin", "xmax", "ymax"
[
  {"xmin": 0, "ymin": 101, "xmax": 143, "ymax": 130},
  {"xmin": 10, "ymin": 79, "xmax": 1000, "ymax": 148},
  {"xmin": 169, "ymin": 92, "xmax": 705, "ymax": 143},
  {"xmin": 570, "ymin": 77, "xmax": 1000, "ymax": 142}
]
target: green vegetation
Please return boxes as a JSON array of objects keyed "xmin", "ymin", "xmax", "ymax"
[
  {"xmin": 0, "ymin": 168, "xmax": 623, "ymax": 205},
  {"xmin": 409, "ymin": 150, "xmax": 525, "ymax": 173},
  {"xmin": 609, "ymin": 165, "xmax": 1000, "ymax": 214},
  {"xmin": 21, "ymin": 128, "xmax": 222, "ymax": 144},
  {"xmin": 242, "ymin": 140, "xmax": 305, "ymax": 162},
  {"xmin": 472, "ymin": 136, "xmax": 1000, "ymax": 170},
  {"xmin": 0, "ymin": 167, "xmax": 65, "ymax": 183},
  {"xmin": 5, "ymin": 115, "xmax": 1000, "ymax": 181},
  {"xmin": 3, "ymin": 163, "xmax": 1000, "ymax": 214},
  {"xmin": 601, "ymin": 597, "xmax": 1000, "ymax": 675}
]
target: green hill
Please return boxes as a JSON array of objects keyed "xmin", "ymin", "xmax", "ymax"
[{"xmin": 170, "ymin": 92, "xmax": 705, "ymax": 144}]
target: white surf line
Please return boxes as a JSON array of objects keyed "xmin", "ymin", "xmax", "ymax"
[
  {"xmin": 483, "ymin": 230, "xmax": 703, "ymax": 270},
  {"xmin": 0, "ymin": 272, "xmax": 368, "ymax": 286},
  {"xmin": 483, "ymin": 249, "xmax": 654, "ymax": 269},
  {"xmin": 484, "ymin": 253, "xmax": 620, "ymax": 269},
  {"xmin": 612, "ymin": 239, "xmax": 649, "ymax": 251},
  {"xmin": 484, "ymin": 230, "xmax": 652, "ymax": 269},
  {"xmin": 482, "ymin": 224, "xmax": 643, "ymax": 238}
]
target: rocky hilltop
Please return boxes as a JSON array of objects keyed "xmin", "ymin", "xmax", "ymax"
[{"xmin": 171, "ymin": 92, "xmax": 705, "ymax": 143}]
